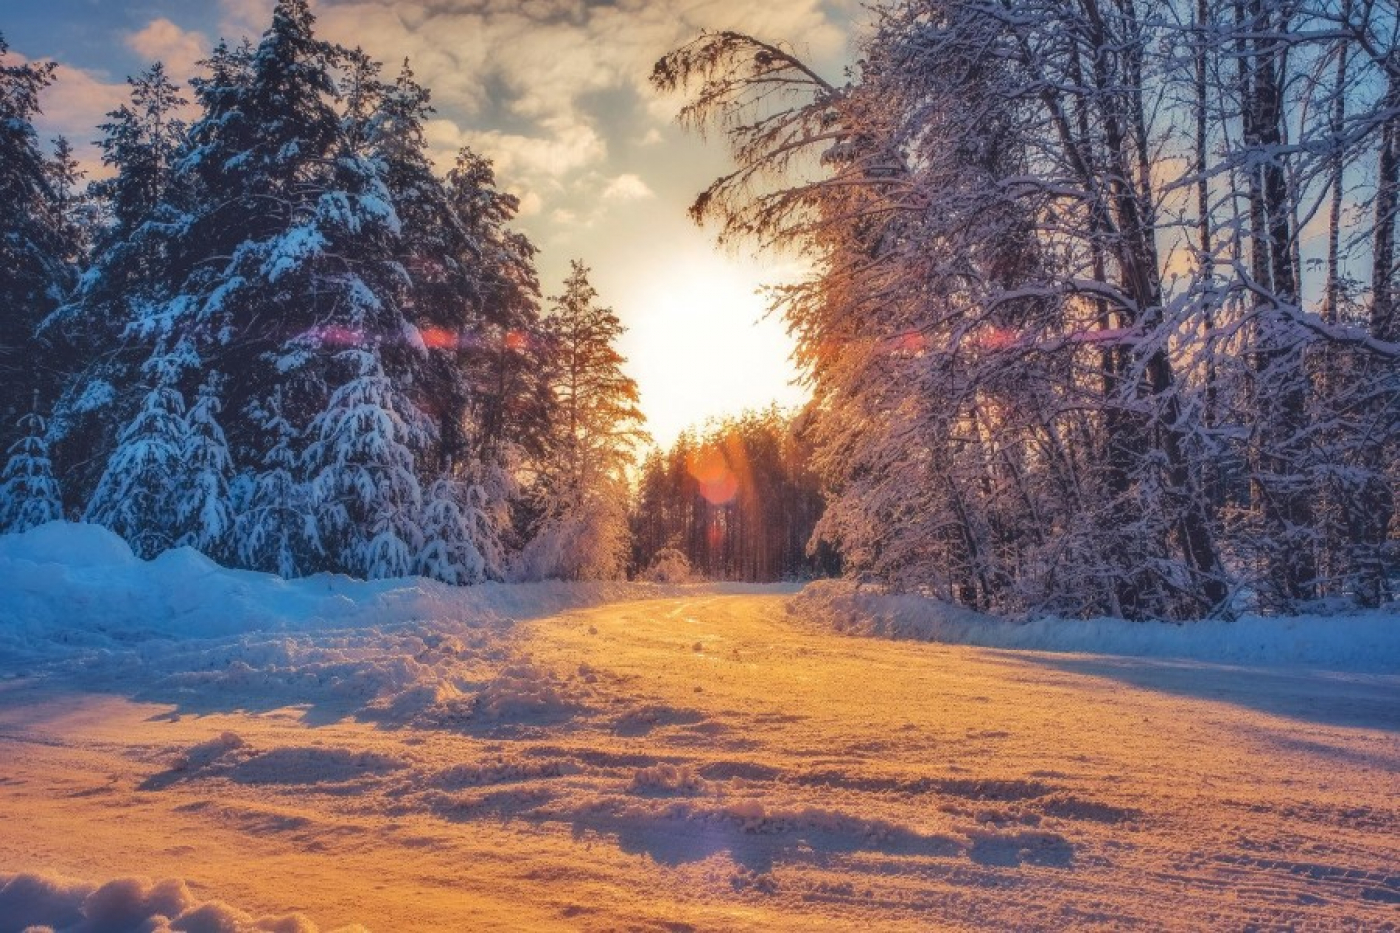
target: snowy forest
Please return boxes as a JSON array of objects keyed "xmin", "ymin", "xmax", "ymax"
[
  {"xmin": 655, "ymin": 0, "xmax": 1400, "ymax": 619},
  {"xmin": 0, "ymin": 1, "xmax": 654, "ymax": 585},
  {"xmin": 631, "ymin": 408, "xmax": 835, "ymax": 582},
  {"xmin": 2, "ymin": 0, "xmax": 1399, "ymax": 620}
]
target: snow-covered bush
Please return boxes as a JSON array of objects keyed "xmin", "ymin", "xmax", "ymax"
[{"xmin": 640, "ymin": 547, "xmax": 693, "ymax": 584}]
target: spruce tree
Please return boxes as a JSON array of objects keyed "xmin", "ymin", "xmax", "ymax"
[
  {"xmin": 232, "ymin": 389, "xmax": 317, "ymax": 577},
  {"xmin": 177, "ymin": 379, "xmax": 235, "ymax": 557},
  {"xmin": 0, "ymin": 408, "xmax": 63, "ymax": 533},
  {"xmin": 85, "ymin": 355, "xmax": 191, "ymax": 559},
  {"xmin": 0, "ymin": 36, "xmax": 74, "ymax": 453},
  {"xmin": 92, "ymin": 63, "xmax": 188, "ymax": 237},
  {"xmin": 44, "ymin": 61, "xmax": 192, "ymax": 509}
]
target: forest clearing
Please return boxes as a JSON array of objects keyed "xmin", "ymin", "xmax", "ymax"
[{"xmin": 0, "ymin": 524, "xmax": 1396, "ymax": 931}]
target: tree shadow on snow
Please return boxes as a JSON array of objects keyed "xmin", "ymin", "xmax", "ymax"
[
  {"xmin": 566, "ymin": 808, "xmax": 968, "ymax": 875},
  {"xmin": 1017, "ymin": 653, "xmax": 1400, "ymax": 734}
]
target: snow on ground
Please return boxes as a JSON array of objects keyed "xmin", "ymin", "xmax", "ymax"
[
  {"xmin": 0, "ymin": 522, "xmax": 769, "ymax": 728},
  {"xmin": 0, "ymin": 871, "xmax": 366, "ymax": 933},
  {"xmin": 0, "ymin": 523, "xmax": 1397, "ymax": 930},
  {"xmin": 795, "ymin": 579, "xmax": 1400, "ymax": 672}
]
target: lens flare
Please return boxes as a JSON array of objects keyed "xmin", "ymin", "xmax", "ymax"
[
  {"xmin": 977, "ymin": 326, "xmax": 1018, "ymax": 352},
  {"xmin": 420, "ymin": 326, "xmax": 457, "ymax": 350},
  {"xmin": 688, "ymin": 446, "xmax": 739, "ymax": 505}
]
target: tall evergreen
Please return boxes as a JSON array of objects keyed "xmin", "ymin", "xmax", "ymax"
[
  {"xmin": 44, "ymin": 61, "xmax": 192, "ymax": 509},
  {"xmin": 85, "ymin": 354, "xmax": 190, "ymax": 559},
  {"xmin": 516, "ymin": 263, "xmax": 646, "ymax": 581},
  {"xmin": 0, "ymin": 36, "xmax": 73, "ymax": 452},
  {"xmin": 92, "ymin": 63, "xmax": 188, "ymax": 237},
  {"xmin": 4, "ymin": 4, "xmax": 578, "ymax": 588}
]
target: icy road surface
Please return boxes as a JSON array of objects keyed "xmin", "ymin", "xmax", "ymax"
[{"xmin": 2, "ymin": 592, "xmax": 1398, "ymax": 931}]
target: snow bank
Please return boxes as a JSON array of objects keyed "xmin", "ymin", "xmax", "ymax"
[
  {"xmin": 0, "ymin": 871, "xmax": 367, "ymax": 932},
  {"xmin": 0, "ymin": 522, "xmax": 745, "ymax": 722},
  {"xmin": 794, "ymin": 580, "xmax": 1400, "ymax": 672}
]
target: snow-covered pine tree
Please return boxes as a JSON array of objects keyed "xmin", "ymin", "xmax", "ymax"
[
  {"xmin": 515, "ymin": 262, "xmax": 646, "ymax": 581},
  {"xmin": 0, "ymin": 36, "xmax": 75, "ymax": 455},
  {"xmin": 445, "ymin": 148, "xmax": 553, "ymax": 467},
  {"xmin": 42, "ymin": 60, "xmax": 193, "ymax": 511},
  {"xmin": 345, "ymin": 61, "xmax": 545, "ymax": 583},
  {"xmin": 418, "ymin": 477, "xmax": 488, "ymax": 585},
  {"xmin": 360, "ymin": 60, "xmax": 480, "ymax": 469},
  {"xmin": 85, "ymin": 352, "xmax": 191, "ymax": 559},
  {"xmin": 176, "ymin": 378, "xmax": 235, "ymax": 558},
  {"xmin": 44, "ymin": 136, "xmax": 94, "ymax": 268},
  {"xmin": 302, "ymin": 353, "xmax": 433, "ymax": 579},
  {"xmin": 0, "ymin": 407, "xmax": 63, "ymax": 533},
  {"xmin": 111, "ymin": 0, "xmax": 438, "ymax": 578},
  {"xmin": 232, "ymin": 389, "xmax": 318, "ymax": 578},
  {"xmin": 91, "ymin": 63, "xmax": 188, "ymax": 238}
]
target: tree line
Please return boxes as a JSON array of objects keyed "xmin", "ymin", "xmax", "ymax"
[
  {"xmin": 0, "ymin": 0, "xmax": 644, "ymax": 583},
  {"xmin": 631, "ymin": 408, "xmax": 835, "ymax": 582},
  {"xmin": 655, "ymin": 0, "xmax": 1398, "ymax": 617}
]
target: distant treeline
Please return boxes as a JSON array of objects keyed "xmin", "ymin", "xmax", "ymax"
[{"xmin": 632, "ymin": 408, "xmax": 837, "ymax": 582}]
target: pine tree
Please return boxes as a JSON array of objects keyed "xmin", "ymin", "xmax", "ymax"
[
  {"xmin": 0, "ymin": 36, "xmax": 74, "ymax": 454},
  {"xmin": 438, "ymin": 149, "xmax": 554, "ymax": 467},
  {"xmin": 91, "ymin": 63, "xmax": 188, "ymax": 238},
  {"xmin": 516, "ymin": 262, "xmax": 646, "ymax": 580},
  {"xmin": 108, "ymin": 0, "xmax": 440, "ymax": 577},
  {"xmin": 44, "ymin": 136, "xmax": 93, "ymax": 266},
  {"xmin": 303, "ymin": 359, "xmax": 432, "ymax": 578},
  {"xmin": 44, "ymin": 61, "xmax": 192, "ymax": 510},
  {"xmin": 232, "ymin": 390, "xmax": 318, "ymax": 577},
  {"xmin": 0, "ymin": 408, "xmax": 63, "ymax": 533},
  {"xmin": 85, "ymin": 356, "xmax": 190, "ymax": 559},
  {"xmin": 177, "ymin": 379, "xmax": 235, "ymax": 557}
]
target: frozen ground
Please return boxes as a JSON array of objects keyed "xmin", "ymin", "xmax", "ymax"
[{"xmin": 0, "ymin": 525, "xmax": 1397, "ymax": 931}]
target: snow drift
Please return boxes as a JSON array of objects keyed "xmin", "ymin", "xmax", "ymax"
[
  {"xmin": 0, "ymin": 871, "xmax": 368, "ymax": 933},
  {"xmin": 794, "ymin": 580, "xmax": 1400, "ymax": 672},
  {"xmin": 0, "ymin": 522, "xmax": 720, "ymax": 723}
]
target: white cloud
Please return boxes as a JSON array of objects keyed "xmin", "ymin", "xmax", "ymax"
[
  {"xmin": 516, "ymin": 190, "xmax": 544, "ymax": 217},
  {"xmin": 309, "ymin": 0, "xmax": 846, "ymax": 186},
  {"xmin": 219, "ymin": 0, "xmax": 276, "ymax": 39},
  {"xmin": 125, "ymin": 19, "xmax": 209, "ymax": 83},
  {"xmin": 31, "ymin": 61, "xmax": 129, "ymax": 178},
  {"xmin": 602, "ymin": 173, "xmax": 654, "ymax": 201}
]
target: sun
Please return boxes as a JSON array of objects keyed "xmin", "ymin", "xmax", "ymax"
[{"xmin": 614, "ymin": 251, "xmax": 808, "ymax": 449}]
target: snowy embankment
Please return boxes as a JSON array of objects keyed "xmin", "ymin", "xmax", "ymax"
[
  {"xmin": 0, "ymin": 522, "xmax": 737, "ymax": 725},
  {"xmin": 794, "ymin": 579, "xmax": 1400, "ymax": 672}
]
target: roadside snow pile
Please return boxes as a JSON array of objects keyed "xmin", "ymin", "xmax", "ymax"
[
  {"xmin": 795, "ymin": 580, "xmax": 1400, "ymax": 672},
  {"xmin": 0, "ymin": 871, "xmax": 367, "ymax": 932},
  {"xmin": 0, "ymin": 521, "xmax": 468, "ymax": 646},
  {"xmin": 0, "ymin": 522, "xmax": 721, "ymax": 722}
]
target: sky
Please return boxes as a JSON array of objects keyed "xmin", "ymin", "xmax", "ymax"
[{"xmin": 4, "ymin": 0, "xmax": 860, "ymax": 449}]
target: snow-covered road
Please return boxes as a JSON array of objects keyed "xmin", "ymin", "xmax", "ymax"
[{"xmin": 2, "ymin": 591, "xmax": 1398, "ymax": 931}]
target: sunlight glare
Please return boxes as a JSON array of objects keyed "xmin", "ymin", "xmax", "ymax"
[{"xmin": 613, "ymin": 252, "xmax": 808, "ymax": 449}]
